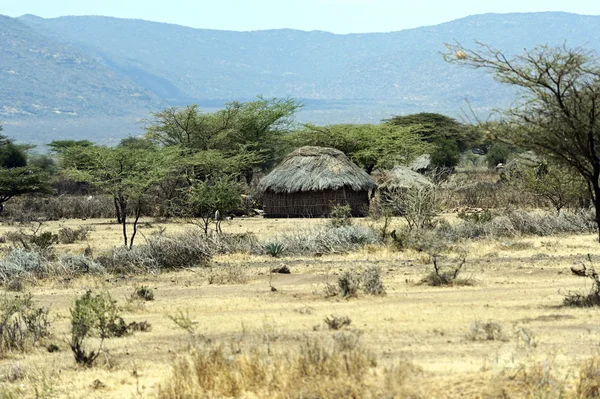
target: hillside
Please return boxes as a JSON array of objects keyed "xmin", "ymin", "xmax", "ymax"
[
  {"xmin": 3, "ymin": 12, "xmax": 600, "ymax": 143},
  {"xmin": 0, "ymin": 16, "xmax": 164, "ymax": 123}
]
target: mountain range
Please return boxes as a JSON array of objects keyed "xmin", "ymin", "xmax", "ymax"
[{"xmin": 2, "ymin": 12, "xmax": 600, "ymax": 145}]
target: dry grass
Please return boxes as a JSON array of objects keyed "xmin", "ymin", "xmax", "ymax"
[{"xmin": 0, "ymin": 217, "xmax": 597, "ymax": 397}]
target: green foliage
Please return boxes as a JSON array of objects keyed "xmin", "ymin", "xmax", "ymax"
[
  {"xmin": 145, "ymin": 97, "xmax": 301, "ymax": 171},
  {"xmin": 486, "ymin": 142, "xmax": 512, "ymax": 168},
  {"xmin": 70, "ymin": 290, "xmax": 126, "ymax": 367},
  {"xmin": 0, "ymin": 143, "xmax": 27, "ymax": 169},
  {"xmin": 117, "ymin": 136, "xmax": 156, "ymax": 150},
  {"xmin": 514, "ymin": 162, "xmax": 588, "ymax": 212},
  {"xmin": 287, "ymin": 123, "xmax": 428, "ymax": 173},
  {"xmin": 387, "ymin": 112, "xmax": 482, "ymax": 152},
  {"xmin": 264, "ymin": 243, "xmax": 285, "ymax": 258},
  {"xmin": 430, "ymin": 137, "xmax": 460, "ymax": 169},
  {"xmin": 47, "ymin": 140, "xmax": 94, "ymax": 155},
  {"xmin": 185, "ymin": 178, "xmax": 243, "ymax": 234},
  {"xmin": 62, "ymin": 145, "xmax": 178, "ymax": 247}
]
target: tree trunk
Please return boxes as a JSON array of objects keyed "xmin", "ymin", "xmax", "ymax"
[
  {"xmin": 118, "ymin": 199, "xmax": 128, "ymax": 247},
  {"xmin": 129, "ymin": 200, "xmax": 142, "ymax": 250},
  {"xmin": 114, "ymin": 197, "xmax": 122, "ymax": 224}
]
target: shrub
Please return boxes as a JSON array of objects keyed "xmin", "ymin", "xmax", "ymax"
[
  {"xmin": 157, "ymin": 335, "xmax": 380, "ymax": 399},
  {"xmin": 29, "ymin": 232, "xmax": 58, "ymax": 250},
  {"xmin": 0, "ymin": 248, "xmax": 49, "ymax": 283},
  {"xmin": 420, "ymin": 256, "xmax": 471, "ymax": 287},
  {"xmin": 486, "ymin": 142, "xmax": 512, "ymax": 168},
  {"xmin": 564, "ymin": 255, "xmax": 600, "ymax": 307},
  {"xmin": 275, "ymin": 225, "xmax": 381, "ymax": 256},
  {"xmin": 360, "ymin": 266, "xmax": 387, "ymax": 296},
  {"xmin": 69, "ymin": 290, "xmax": 126, "ymax": 367},
  {"xmin": 466, "ymin": 320, "xmax": 507, "ymax": 342},
  {"xmin": 58, "ymin": 226, "xmax": 92, "ymax": 244},
  {"xmin": 324, "ymin": 315, "xmax": 352, "ymax": 330},
  {"xmin": 338, "ymin": 272, "xmax": 361, "ymax": 297},
  {"xmin": 98, "ymin": 232, "xmax": 212, "ymax": 274},
  {"xmin": 132, "ymin": 285, "xmax": 154, "ymax": 301},
  {"xmin": 331, "ymin": 267, "xmax": 386, "ymax": 298},
  {"xmin": 329, "ymin": 204, "xmax": 352, "ymax": 227},
  {"xmin": 384, "ymin": 186, "xmax": 439, "ymax": 230},
  {"xmin": 57, "ymin": 254, "xmax": 105, "ymax": 276},
  {"xmin": 0, "ymin": 293, "xmax": 51, "ymax": 358},
  {"xmin": 264, "ymin": 243, "xmax": 285, "ymax": 258}
]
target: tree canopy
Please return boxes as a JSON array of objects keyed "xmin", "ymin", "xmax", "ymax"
[
  {"xmin": 286, "ymin": 123, "xmax": 429, "ymax": 174},
  {"xmin": 445, "ymin": 42, "xmax": 600, "ymax": 240}
]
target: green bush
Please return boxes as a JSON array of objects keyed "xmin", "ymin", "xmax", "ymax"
[{"xmin": 70, "ymin": 290, "xmax": 126, "ymax": 367}]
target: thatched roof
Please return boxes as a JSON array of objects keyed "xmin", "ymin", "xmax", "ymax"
[
  {"xmin": 259, "ymin": 146, "xmax": 376, "ymax": 194},
  {"xmin": 378, "ymin": 166, "xmax": 433, "ymax": 191},
  {"xmin": 410, "ymin": 154, "xmax": 431, "ymax": 172}
]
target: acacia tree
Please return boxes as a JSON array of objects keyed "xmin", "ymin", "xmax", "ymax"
[
  {"xmin": 0, "ymin": 127, "xmax": 51, "ymax": 213},
  {"xmin": 287, "ymin": 123, "xmax": 429, "ymax": 174},
  {"xmin": 65, "ymin": 146, "xmax": 177, "ymax": 248},
  {"xmin": 445, "ymin": 43, "xmax": 600, "ymax": 241}
]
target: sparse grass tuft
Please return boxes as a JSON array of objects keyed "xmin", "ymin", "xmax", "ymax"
[
  {"xmin": 466, "ymin": 320, "xmax": 507, "ymax": 342},
  {"xmin": 157, "ymin": 335, "xmax": 384, "ymax": 399},
  {"xmin": 323, "ymin": 315, "xmax": 352, "ymax": 330}
]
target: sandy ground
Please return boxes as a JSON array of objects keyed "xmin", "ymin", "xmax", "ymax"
[{"xmin": 0, "ymin": 217, "xmax": 599, "ymax": 398}]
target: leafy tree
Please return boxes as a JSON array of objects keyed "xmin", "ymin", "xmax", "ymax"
[
  {"xmin": 446, "ymin": 43, "xmax": 600, "ymax": 240},
  {"xmin": 518, "ymin": 162, "xmax": 588, "ymax": 213},
  {"xmin": 429, "ymin": 137, "xmax": 460, "ymax": 170},
  {"xmin": 0, "ymin": 127, "xmax": 51, "ymax": 213},
  {"xmin": 184, "ymin": 178, "xmax": 243, "ymax": 234},
  {"xmin": 287, "ymin": 123, "xmax": 428, "ymax": 174},
  {"xmin": 64, "ymin": 146, "xmax": 178, "ymax": 248},
  {"xmin": 486, "ymin": 142, "xmax": 513, "ymax": 168},
  {"xmin": 145, "ymin": 97, "xmax": 301, "ymax": 174},
  {"xmin": 117, "ymin": 136, "xmax": 156, "ymax": 150},
  {"xmin": 386, "ymin": 112, "xmax": 481, "ymax": 152},
  {"xmin": 48, "ymin": 140, "xmax": 94, "ymax": 155}
]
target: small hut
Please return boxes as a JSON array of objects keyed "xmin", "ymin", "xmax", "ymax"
[
  {"xmin": 378, "ymin": 166, "xmax": 433, "ymax": 192},
  {"xmin": 410, "ymin": 154, "xmax": 431, "ymax": 174},
  {"xmin": 259, "ymin": 146, "xmax": 376, "ymax": 218},
  {"xmin": 375, "ymin": 166, "xmax": 434, "ymax": 215}
]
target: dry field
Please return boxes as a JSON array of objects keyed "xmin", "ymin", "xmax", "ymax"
[{"xmin": 1, "ymin": 216, "xmax": 600, "ymax": 398}]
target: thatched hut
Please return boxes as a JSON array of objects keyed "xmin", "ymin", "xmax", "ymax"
[
  {"xmin": 375, "ymin": 166, "xmax": 434, "ymax": 216},
  {"xmin": 259, "ymin": 146, "xmax": 376, "ymax": 218},
  {"xmin": 378, "ymin": 166, "xmax": 433, "ymax": 192}
]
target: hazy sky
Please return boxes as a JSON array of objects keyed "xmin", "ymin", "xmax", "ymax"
[{"xmin": 3, "ymin": 0, "xmax": 600, "ymax": 33}]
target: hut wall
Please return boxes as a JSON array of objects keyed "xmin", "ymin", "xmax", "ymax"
[{"xmin": 263, "ymin": 188, "xmax": 370, "ymax": 218}]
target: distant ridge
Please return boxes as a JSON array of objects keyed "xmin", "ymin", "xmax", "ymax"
[{"xmin": 1, "ymin": 12, "xmax": 600, "ymax": 143}]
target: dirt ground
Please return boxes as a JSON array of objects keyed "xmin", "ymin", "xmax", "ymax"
[{"xmin": 1, "ymin": 216, "xmax": 600, "ymax": 398}]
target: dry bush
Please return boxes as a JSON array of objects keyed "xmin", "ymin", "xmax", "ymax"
[
  {"xmin": 576, "ymin": 356, "xmax": 600, "ymax": 398},
  {"xmin": 3, "ymin": 195, "xmax": 118, "ymax": 221},
  {"xmin": 0, "ymin": 248, "xmax": 50, "ymax": 284},
  {"xmin": 0, "ymin": 293, "xmax": 51, "ymax": 358},
  {"xmin": 58, "ymin": 226, "xmax": 92, "ymax": 244},
  {"xmin": 420, "ymin": 256, "xmax": 472, "ymax": 287},
  {"xmin": 98, "ymin": 232, "xmax": 212, "ymax": 274},
  {"xmin": 324, "ymin": 315, "xmax": 352, "ymax": 330},
  {"xmin": 207, "ymin": 263, "xmax": 249, "ymax": 285},
  {"xmin": 275, "ymin": 225, "xmax": 381, "ymax": 256},
  {"xmin": 157, "ymin": 335, "xmax": 390, "ymax": 399},
  {"xmin": 465, "ymin": 320, "xmax": 507, "ymax": 342},
  {"xmin": 564, "ymin": 254, "xmax": 600, "ymax": 307},
  {"xmin": 328, "ymin": 267, "xmax": 387, "ymax": 298},
  {"xmin": 434, "ymin": 209, "xmax": 595, "ymax": 243}
]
